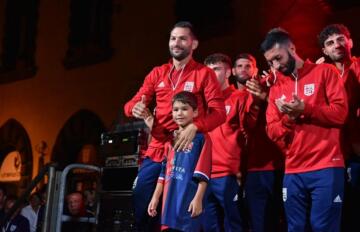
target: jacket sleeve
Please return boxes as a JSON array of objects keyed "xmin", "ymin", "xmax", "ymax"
[
  {"xmin": 124, "ymin": 68, "xmax": 157, "ymax": 117},
  {"xmin": 266, "ymin": 88, "xmax": 296, "ymax": 151},
  {"xmin": 158, "ymin": 142, "xmax": 172, "ymax": 184},
  {"xmin": 193, "ymin": 70, "xmax": 226, "ymax": 132},
  {"xmin": 193, "ymin": 134, "xmax": 212, "ymax": 182},
  {"xmin": 301, "ymin": 67, "xmax": 348, "ymax": 127},
  {"xmin": 244, "ymin": 93, "xmax": 262, "ymax": 131}
]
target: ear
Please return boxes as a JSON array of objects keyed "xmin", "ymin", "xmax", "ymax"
[
  {"xmin": 288, "ymin": 43, "xmax": 296, "ymax": 55},
  {"xmin": 349, "ymin": 38, "xmax": 353, "ymax": 49},
  {"xmin": 194, "ymin": 109, "xmax": 198, "ymax": 118},
  {"xmin": 225, "ymin": 68, "xmax": 232, "ymax": 79},
  {"xmin": 232, "ymin": 67, "xmax": 236, "ymax": 76},
  {"xmin": 192, "ymin": 39, "xmax": 199, "ymax": 50},
  {"xmin": 322, "ymin": 47, "xmax": 329, "ymax": 56},
  {"xmin": 254, "ymin": 67, "xmax": 259, "ymax": 76}
]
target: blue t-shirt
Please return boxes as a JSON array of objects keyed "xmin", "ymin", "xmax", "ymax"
[{"xmin": 159, "ymin": 133, "xmax": 211, "ymax": 231}]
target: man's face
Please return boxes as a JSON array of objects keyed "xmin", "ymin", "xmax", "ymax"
[
  {"xmin": 172, "ymin": 101, "xmax": 197, "ymax": 128},
  {"xmin": 67, "ymin": 193, "xmax": 83, "ymax": 216},
  {"xmin": 322, "ymin": 33, "xmax": 352, "ymax": 62},
  {"xmin": 4, "ymin": 199, "xmax": 14, "ymax": 214},
  {"xmin": 207, "ymin": 62, "xmax": 230, "ymax": 90},
  {"xmin": 30, "ymin": 195, "xmax": 41, "ymax": 209},
  {"xmin": 169, "ymin": 27, "xmax": 197, "ymax": 61},
  {"xmin": 232, "ymin": 58, "xmax": 257, "ymax": 84},
  {"xmin": 264, "ymin": 44, "xmax": 295, "ymax": 76}
]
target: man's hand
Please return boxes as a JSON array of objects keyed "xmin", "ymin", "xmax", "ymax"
[
  {"xmin": 132, "ymin": 95, "xmax": 147, "ymax": 119},
  {"xmin": 315, "ymin": 56, "xmax": 325, "ymax": 64},
  {"xmin": 246, "ymin": 78, "xmax": 267, "ymax": 102},
  {"xmin": 143, "ymin": 108, "xmax": 154, "ymax": 130},
  {"xmin": 275, "ymin": 97, "xmax": 287, "ymax": 113},
  {"xmin": 173, "ymin": 123, "xmax": 198, "ymax": 151},
  {"xmin": 276, "ymin": 94, "xmax": 304, "ymax": 120},
  {"xmin": 282, "ymin": 94, "xmax": 305, "ymax": 119}
]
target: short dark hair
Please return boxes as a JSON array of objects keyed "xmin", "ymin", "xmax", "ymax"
[
  {"xmin": 318, "ymin": 24, "xmax": 351, "ymax": 48},
  {"xmin": 234, "ymin": 53, "xmax": 257, "ymax": 67},
  {"xmin": 66, "ymin": 191, "xmax": 85, "ymax": 204},
  {"xmin": 260, "ymin": 28, "xmax": 292, "ymax": 53},
  {"xmin": 172, "ymin": 21, "xmax": 198, "ymax": 40},
  {"xmin": 172, "ymin": 91, "xmax": 198, "ymax": 110},
  {"xmin": 204, "ymin": 53, "xmax": 232, "ymax": 68},
  {"xmin": 29, "ymin": 192, "xmax": 41, "ymax": 201}
]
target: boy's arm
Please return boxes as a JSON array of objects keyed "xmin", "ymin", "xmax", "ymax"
[
  {"xmin": 148, "ymin": 182, "xmax": 164, "ymax": 217},
  {"xmin": 188, "ymin": 181, "xmax": 207, "ymax": 217},
  {"xmin": 148, "ymin": 158, "xmax": 167, "ymax": 217}
]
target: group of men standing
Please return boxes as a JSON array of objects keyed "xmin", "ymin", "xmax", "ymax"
[{"xmin": 124, "ymin": 22, "xmax": 360, "ymax": 232}]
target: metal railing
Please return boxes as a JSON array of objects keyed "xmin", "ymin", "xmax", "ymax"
[
  {"xmin": 0, "ymin": 162, "xmax": 57, "ymax": 229},
  {"xmin": 55, "ymin": 164, "xmax": 101, "ymax": 232}
]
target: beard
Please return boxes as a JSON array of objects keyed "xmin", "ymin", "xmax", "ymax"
[
  {"xmin": 169, "ymin": 46, "xmax": 191, "ymax": 61},
  {"xmin": 235, "ymin": 75, "xmax": 250, "ymax": 85},
  {"xmin": 281, "ymin": 52, "xmax": 296, "ymax": 76},
  {"xmin": 329, "ymin": 48, "xmax": 348, "ymax": 62}
]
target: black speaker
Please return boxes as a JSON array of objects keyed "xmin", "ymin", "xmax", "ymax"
[
  {"xmin": 97, "ymin": 192, "xmax": 136, "ymax": 232},
  {"xmin": 101, "ymin": 167, "xmax": 138, "ymax": 192}
]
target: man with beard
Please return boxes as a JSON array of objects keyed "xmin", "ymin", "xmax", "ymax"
[
  {"xmin": 232, "ymin": 53, "xmax": 258, "ymax": 90},
  {"xmin": 261, "ymin": 28, "xmax": 348, "ymax": 232},
  {"xmin": 234, "ymin": 53, "xmax": 285, "ymax": 232},
  {"xmin": 318, "ymin": 24, "xmax": 360, "ymax": 232},
  {"xmin": 124, "ymin": 21, "xmax": 226, "ymax": 231},
  {"xmin": 203, "ymin": 53, "xmax": 249, "ymax": 232}
]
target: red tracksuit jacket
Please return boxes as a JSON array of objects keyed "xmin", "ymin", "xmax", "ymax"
[
  {"xmin": 209, "ymin": 86, "xmax": 255, "ymax": 178},
  {"xmin": 266, "ymin": 61, "xmax": 348, "ymax": 173},
  {"xmin": 124, "ymin": 58, "xmax": 226, "ymax": 162}
]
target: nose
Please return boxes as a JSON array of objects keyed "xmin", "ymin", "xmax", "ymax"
[{"xmin": 334, "ymin": 40, "xmax": 342, "ymax": 48}]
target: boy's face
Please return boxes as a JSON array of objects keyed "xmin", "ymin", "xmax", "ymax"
[{"xmin": 172, "ymin": 101, "xmax": 198, "ymax": 127}]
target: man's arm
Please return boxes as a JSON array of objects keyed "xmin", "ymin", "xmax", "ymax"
[
  {"xmin": 174, "ymin": 70, "xmax": 225, "ymax": 151},
  {"xmin": 266, "ymin": 90, "xmax": 296, "ymax": 151},
  {"xmin": 193, "ymin": 70, "xmax": 226, "ymax": 132}
]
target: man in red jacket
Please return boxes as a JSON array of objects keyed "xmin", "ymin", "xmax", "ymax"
[
  {"xmin": 202, "ymin": 53, "xmax": 251, "ymax": 231},
  {"xmin": 234, "ymin": 53, "xmax": 285, "ymax": 232},
  {"xmin": 124, "ymin": 21, "xmax": 226, "ymax": 231},
  {"xmin": 261, "ymin": 28, "xmax": 348, "ymax": 232},
  {"xmin": 318, "ymin": 23, "xmax": 360, "ymax": 232}
]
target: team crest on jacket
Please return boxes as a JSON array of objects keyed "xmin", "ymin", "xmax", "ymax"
[
  {"xmin": 184, "ymin": 81, "xmax": 194, "ymax": 92},
  {"xmin": 225, "ymin": 105, "xmax": 231, "ymax": 115},
  {"xmin": 304, "ymin": 83, "xmax": 315, "ymax": 96}
]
